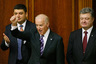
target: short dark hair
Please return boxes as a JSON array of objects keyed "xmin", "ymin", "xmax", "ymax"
[
  {"xmin": 80, "ymin": 7, "xmax": 94, "ymax": 18},
  {"xmin": 14, "ymin": 4, "xmax": 27, "ymax": 12}
]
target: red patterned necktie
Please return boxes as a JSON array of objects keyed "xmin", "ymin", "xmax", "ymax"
[{"xmin": 83, "ymin": 31, "xmax": 88, "ymax": 54}]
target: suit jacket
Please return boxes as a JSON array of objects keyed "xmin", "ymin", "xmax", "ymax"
[
  {"xmin": 1, "ymin": 20, "xmax": 36, "ymax": 64},
  {"xmin": 11, "ymin": 28, "xmax": 65, "ymax": 64},
  {"xmin": 66, "ymin": 27, "xmax": 96, "ymax": 64}
]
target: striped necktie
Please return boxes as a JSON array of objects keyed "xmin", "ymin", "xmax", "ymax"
[{"xmin": 40, "ymin": 35, "xmax": 44, "ymax": 55}]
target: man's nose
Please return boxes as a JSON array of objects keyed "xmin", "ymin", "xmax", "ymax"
[
  {"xmin": 82, "ymin": 19, "xmax": 86, "ymax": 22},
  {"xmin": 16, "ymin": 14, "xmax": 20, "ymax": 17}
]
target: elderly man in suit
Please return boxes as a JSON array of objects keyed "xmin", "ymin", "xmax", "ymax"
[
  {"xmin": 1, "ymin": 4, "xmax": 36, "ymax": 64},
  {"xmin": 10, "ymin": 14, "xmax": 65, "ymax": 64},
  {"xmin": 66, "ymin": 7, "xmax": 96, "ymax": 64}
]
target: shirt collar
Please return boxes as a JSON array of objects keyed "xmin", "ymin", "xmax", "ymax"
[
  {"xmin": 40, "ymin": 28, "xmax": 50, "ymax": 38},
  {"xmin": 17, "ymin": 20, "xmax": 27, "ymax": 27},
  {"xmin": 17, "ymin": 20, "xmax": 27, "ymax": 30},
  {"xmin": 82, "ymin": 26, "xmax": 93, "ymax": 34}
]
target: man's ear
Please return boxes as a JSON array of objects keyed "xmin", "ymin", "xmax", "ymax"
[
  {"xmin": 47, "ymin": 22, "xmax": 49, "ymax": 27},
  {"xmin": 26, "ymin": 12, "xmax": 28, "ymax": 18}
]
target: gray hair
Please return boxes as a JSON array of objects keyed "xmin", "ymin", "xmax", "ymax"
[
  {"xmin": 35, "ymin": 14, "xmax": 49, "ymax": 24},
  {"xmin": 80, "ymin": 7, "xmax": 94, "ymax": 18}
]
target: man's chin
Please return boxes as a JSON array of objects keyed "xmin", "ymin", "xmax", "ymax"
[
  {"xmin": 17, "ymin": 20, "xmax": 21, "ymax": 22},
  {"xmin": 38, "ymin": 32, "xmax": 41, "ymax": 34},
  {"xmin": 39, "ymin": 32, "xmax": 43, "ymax": 35},
  {"xmin": 17, "ymin": 21, "xmax": 23, "ymax": 24},
  {"xmin": 81, "ymin": 25, "xmax": 87, "ymax": 27}
]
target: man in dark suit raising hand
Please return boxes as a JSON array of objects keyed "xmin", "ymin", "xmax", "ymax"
[{"xmin": 1, "ymin": 4, "xmax": 36, "ymax": 64}]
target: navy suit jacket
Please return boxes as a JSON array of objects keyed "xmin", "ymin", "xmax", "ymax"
[
  {"xmin": 11, "ymin": 28, "xmax": 65, "ymax": 64},
  {"xmin": 1, "ymin": 20, "xmax": 36, "ymax": 64},
  {"xmin": 67, "ymin": 27, "xmax": 96, "ymax": 64}
]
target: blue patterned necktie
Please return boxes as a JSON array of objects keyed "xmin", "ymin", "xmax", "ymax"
[
  {"xmin": 17, "ymin": 25, "xmax": 23, "ymax": 60},
  {"xmin": 40, "ymin": 35, "xmax": 44, "ymax": 56}
]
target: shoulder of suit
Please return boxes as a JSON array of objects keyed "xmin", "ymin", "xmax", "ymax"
[
  {"xmin": 27, "ymin": 20, "xmax": 35, "ymax": 25},
  {"xmin": 26, "ymin": 20, "xmax": 36, "ymax": 29},
  {"xmin": 71, "ymin": 28, "xmax": 82, "ymax": 34},
  {"xmin": 27, "ymin": 20, "xmax": 36, "ymax": 25},
  {"xmin": 51, "ymin": 31, "xmax": 62, "ymax": 39},
  {"xmin": 5, "ymin": 24, "xmax": 11, "ymax": 29}
]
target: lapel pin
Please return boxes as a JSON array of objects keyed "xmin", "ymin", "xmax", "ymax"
[
  {"xmin": 50, "ymin": 38, "xmax": 52, "ymax": 40},
  {"xmin": 91, "ymin": 35, "xmax": 93, "ymax": 37}
]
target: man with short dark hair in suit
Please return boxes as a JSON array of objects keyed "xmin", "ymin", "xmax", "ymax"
[
  {"xmin": 66, "ymin": 7, "xmax": 96, "ymax": 64},
  {"xmin": 10, "ymin": 14, "xmax": 65, "ymax": 64},
  {"xmin": 1, "ymin": 4, "xmax": 36, "ymax": 64}
]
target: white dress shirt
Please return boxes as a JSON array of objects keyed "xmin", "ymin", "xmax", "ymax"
[
  {"xmin": 40, "ymin": 28, "xmax": 50, "ymax": 51},
  {"xmin": 82, "ymin": 26, "xmax": 93, "ymax": 43}
]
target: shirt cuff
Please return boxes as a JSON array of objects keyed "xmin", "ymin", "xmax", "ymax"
[
  {"xmin": 5, "ymin": 41, "xmax": 9, "ymax": 47},
  {"xmin": 11, "ymin": 26, "xmax": 17, "ymax": 30}
]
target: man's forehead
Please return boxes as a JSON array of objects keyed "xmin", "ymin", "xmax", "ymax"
[{"xmin": 14, "ymin": 9, "xmax": 24, "ymax": 12}]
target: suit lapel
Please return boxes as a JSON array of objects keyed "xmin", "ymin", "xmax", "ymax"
[
  {"xmin": 77, "ymin": 29, "xmax": 83, "ymax": 53},
  {"xmin": 10, "ymin": 24, "xmax": 18, "ymax": 49},
  {"xmin": 24, "ymin": 20, "xmax": 29, "ymax": 31},
  {"xmin": 43, "ymin": 31, "xmax": 53, "ymax": 54},
  {"xmin": 34, "ymin": 32, "xmax": 41, "ymax": 55},
  {"xmin": 85, "ymin": 28, "xmax": 96, "ymax": 56}
]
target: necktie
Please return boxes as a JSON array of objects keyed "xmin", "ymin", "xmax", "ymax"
[
  {"xmin": 20, "ymin": 25, "xmax": 23, "ymax": 31},
  {"xmin": 83, "ymin": 31, "xmax": 88, "ymax": 54},
  {"xmin": 17, "ymin": 25, "xmax": 23, "ymax": 60},
  {"xmin": 40, "ymin": 35, "xmax": 44, "ymax": 55}
]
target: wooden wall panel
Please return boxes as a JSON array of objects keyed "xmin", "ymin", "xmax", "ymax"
[
  {"xmin": 27, "ymin": 0, "xmax": 32, "ymax": 22},
  {"xmin": 0, "ymin": 0, "xmax": 26, "ymax": 64},
  {"xmin": 27, "ymin": 0, "xmax": 34, "ymax": 22},
  {"xmin": 72, "ymin": 0, "xmax": 79, "ymax": 30}
]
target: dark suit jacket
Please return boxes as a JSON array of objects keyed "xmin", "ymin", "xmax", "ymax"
[
  {"xmin": 1, "ymin": 20, "xmax": 36, "ymax": 64},
  {"xmin": 66, "ymin": 27, "xmax": 96, "ymax": 64},
  {"xmin": 11, "ymin": 28, "xmax": 65, "ymax": 64}
]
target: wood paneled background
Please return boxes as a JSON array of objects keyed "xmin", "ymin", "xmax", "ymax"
[{"xmin": 0, "ymin": 0, "xmax": 94, "ymax": 64}]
